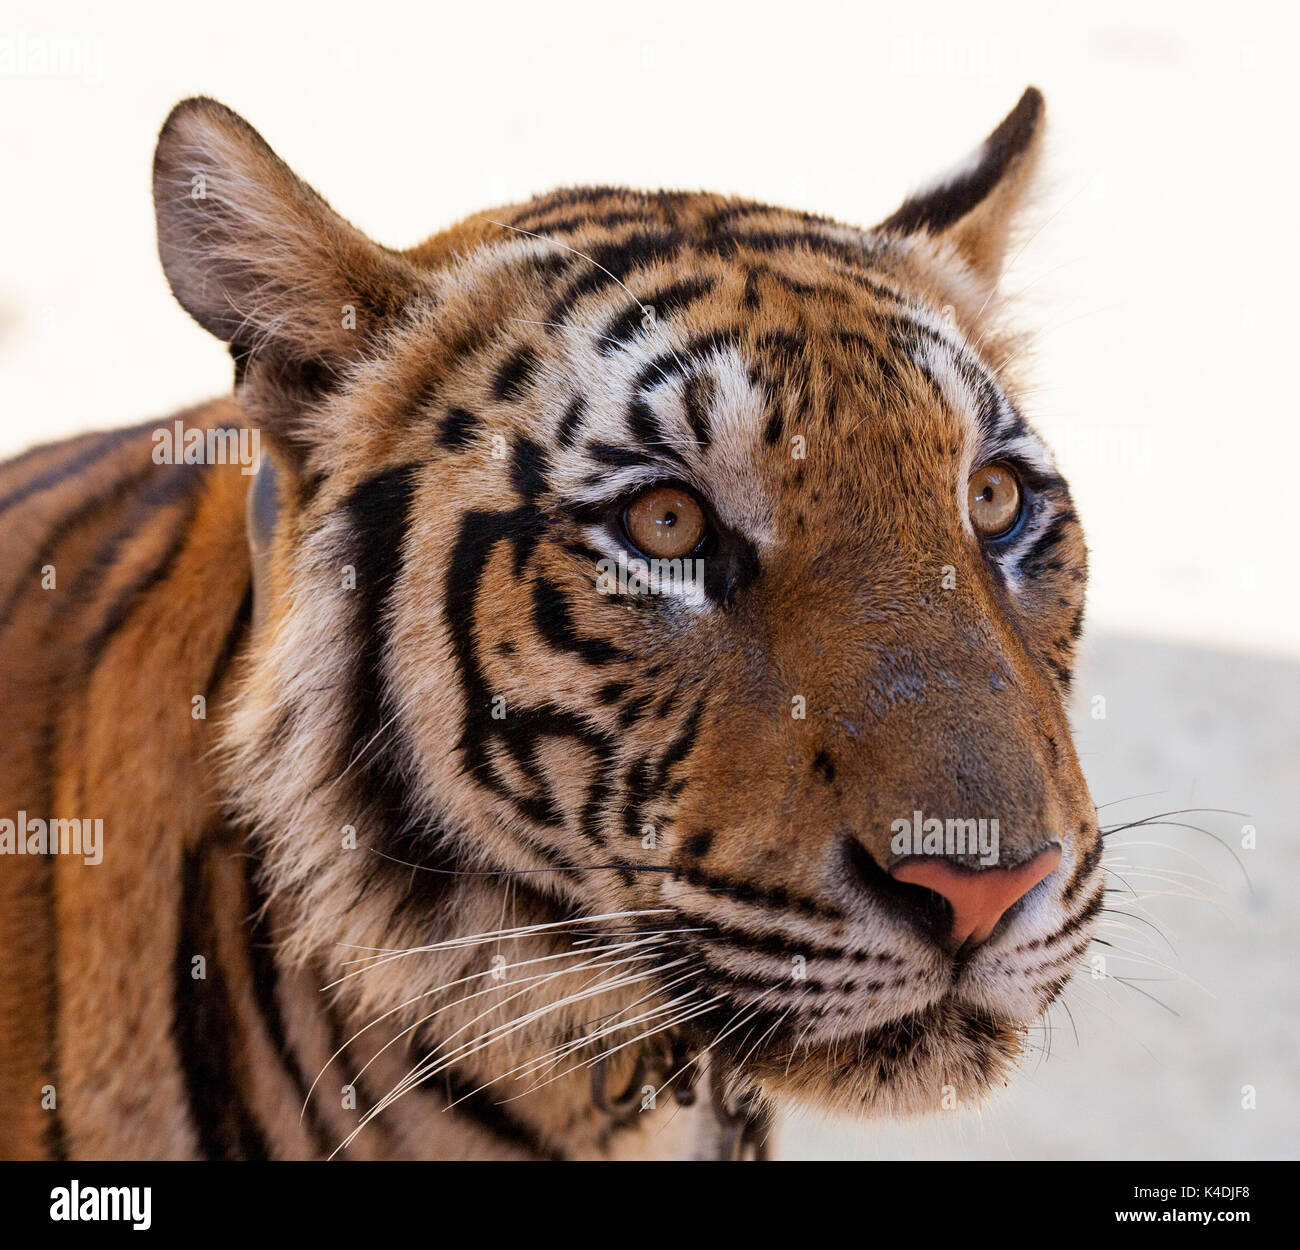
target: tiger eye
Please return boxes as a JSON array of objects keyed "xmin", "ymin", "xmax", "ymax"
[
  {"xmin": 967, "ymin": 462, "xmax": 1022, "ymax": 538},
  {"xmin": 623, "ymin": 485, "xmax": 707, "ymax": 559}
]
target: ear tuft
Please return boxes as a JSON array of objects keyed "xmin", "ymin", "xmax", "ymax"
[{"xmin": 877, "ymin": 87, "xmax": 1045, "ymax": 292}]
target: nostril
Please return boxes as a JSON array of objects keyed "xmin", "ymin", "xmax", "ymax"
[
  {"xmin": 843, "ymin": 836, "xmax": 953, "ymax": 942},
  {"xmin": 891, "ymin": 843, "xmax": 1062, "ymax": 951}
]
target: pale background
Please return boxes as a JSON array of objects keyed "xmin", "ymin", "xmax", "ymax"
[{"xmin": 1, "ymin": 0, "xmax": 1295, "ymax": 1158}]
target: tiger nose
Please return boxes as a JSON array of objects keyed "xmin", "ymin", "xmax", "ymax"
[{"xmin": 890, "ymin": 844, "xmax": 1061, "ymax": 951}]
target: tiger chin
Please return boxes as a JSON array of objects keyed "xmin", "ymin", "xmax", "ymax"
[{"xmin": 0, "ymin": 87, "xmax": 1104, "ymax": 1161}]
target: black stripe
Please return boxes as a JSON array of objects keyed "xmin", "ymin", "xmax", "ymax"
[
  {"xmin": 510, "ymin": 436, "xmax": 550, "ymax": 504},
  {"xmin": 175, "ymin": 843, "xmax": 271, "ymax": 1160},
  {"xmin": 203, "ymin": 583, "xmax": 252, "ymax": 701},
  {"xmin": 681, "ymin": 372, "xmax": 713, "ymax": 447},
  {"xmin": 881, "ymin": 88, "xmax": 1042, "ymax": 237},
  {"xmin": 544, "ymin": 230, "xmax": 686, "ymax": 329},
  {"xmin": 492, "ymin": 347, "xmax": 539, "ymax": 402},
  {"xmin": 81, "ymin": 468, "xmax": 203, "ymax": 670},
  {"xmin": 677, "ymin": 909, "xmax": 901, "ymax": 967},
  {"xmin": 557, "ymin": 395, "xmax": 588, "ymax": 448},
  {"xmin": 698, "ymin": 229, "xmax": 882, "ymax": 275},
  {"xmin": 672, "ymin": 863, "xmax": 844, "ymax": 921},
  {"xmin": 437, "ymin": 407, "xmax": 480, "ymax": 450},
  {"xmin": 439, "ymin": 1069, "xmax": 563, "ymax": 1160},
  {"xmin": 444, "ymin": 508, "xmax": 616, "ymax": 854},
  {"xmin": 626, "ymin": 396, "xmax": 686, "ymax": 464},
  {"xmin": 531, "ymin": 575, "xmax": 623, "ymax": 665},
  {"xmin": 598, "ymin": 276, "xmax": 715, "ymax": 354},
  {"xmin": 67, "ymin": 460, "xmax": 198, "ymax": 629},
  {"xmin": 621, "ymin": 756, "xmax": 654, "ymax": 843},
  {"xmin": 242, "ymin": 852, "xmax": 336, "ymax": 1159},
  {"xmin": 1016, "ymin": 510, "xmax": 1077, "ymax": 577},
  {"xmin": 524, "ymin": 208, "xmax": 653, "ymax": 236},
  {"xmin": 761, "ymin": 399, "xmax": 785, "ymax": 447},
  {"xmin": 0, "ymin": 458, "xmax": 157, "ymax": 638},
  {"xmin": 617, "ymin": 692, "xmax": 654, "ymax": 728},
  {"xmin": 654, "ymin": 698, "xmax": 706, "ymax": 789},
  {"xmin": 340, "ymin": 463, "xmax": 466, "ymax": 915},
  {"xmin": 40, "ymin": 693, "xmax": 67, "ymax": 1161},
  {"xmin": 585, "ymin": 442, "xmax": 654, "ymax": 470},
  {"xmin": 1061, "ymin": 840, "xmax": 1105, "ymax": 908},
  {"xmin": 0, "ymin": 421, "xmax": 155, "ymax": 519},
  {"xmin": 510, "ymin": 186, "xmax": 635, "ymax": 226}
]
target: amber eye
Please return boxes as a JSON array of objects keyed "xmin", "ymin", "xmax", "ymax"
[
  {"xmin": 622, "ymin": 484, "xmax": 708, "ymax": 559},
  {"xmin": 967, "ymin": 462, "xmax": 1022, "ymax": 538}
]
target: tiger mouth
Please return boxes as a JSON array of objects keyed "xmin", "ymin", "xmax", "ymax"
[
  {"xmin": 638, "ymin": 919, "xmax": 1088, "ymax": 1116},
  {"xmin": 678, "ymin": 994, "xmax": 1034, "ymax": 1115}
]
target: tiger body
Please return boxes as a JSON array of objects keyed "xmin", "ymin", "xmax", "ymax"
[{"xmin": 0, "ymin": 89, "xmax": 1103, "ymax": 1160}]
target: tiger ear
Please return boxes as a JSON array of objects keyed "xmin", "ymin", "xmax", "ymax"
[
  {"xmin": 152, "ymin": 98, "xmax": 419, "ymax": 448},
  {"xmin": 876, "ymin": 87, "xmax": 1045, "ymax": 297}
]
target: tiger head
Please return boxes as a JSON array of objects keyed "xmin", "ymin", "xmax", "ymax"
[{"xmin": 154, "ymin": 88, "xmax": 1101, "ymax": 1135}]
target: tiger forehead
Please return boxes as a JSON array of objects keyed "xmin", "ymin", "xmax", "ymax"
[{"xmin": 405, "ymin": 194, "xmax": 1006, "ymax": 449}]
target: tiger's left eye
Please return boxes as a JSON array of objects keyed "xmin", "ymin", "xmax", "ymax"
[
  {"xmin": 968, "ymin": 462, "xmax": 1022, "ymax": 538},
  {"xmin": 623, "ymin": 485, "xmax": 707, "ymax": 559}
]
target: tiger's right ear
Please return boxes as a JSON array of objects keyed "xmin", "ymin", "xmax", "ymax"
[
  {"xmin": 875, "ymin": 87, "xmax": 1045, "ymax": 304},
  {"xmin": 153, "ymin": 98, "xmax": 420, "ymax": 452}
]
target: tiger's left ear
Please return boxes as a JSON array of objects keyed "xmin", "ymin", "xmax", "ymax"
[{"xmin": 876, "ymin": 87, "xmax": 1045, "ymax": 297}]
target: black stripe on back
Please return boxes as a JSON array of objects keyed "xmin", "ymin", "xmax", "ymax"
[
  {"xmin": 0, "ymin": 457, "xmax": 158, "ymax": 639},
  {"xmin": 0, "ymin": 421, "xmax": 156, "ymax": 519},
  {"xmin": 73, "ymin": 462, "xmax": 204, "ymax": 669}
]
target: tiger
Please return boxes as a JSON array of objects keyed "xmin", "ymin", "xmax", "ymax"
[{"xmin": 0, "ymin": 86, "xmax": 1102, "ymax": 1161}]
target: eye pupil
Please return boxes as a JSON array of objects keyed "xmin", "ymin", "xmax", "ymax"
[
  {"xmin": 623, "ymin": 486, "xmax": 707, "ymax": 558},
  {"xmin": 967, "ymin": 462, "xmax": 1022, "ymax": 539}
]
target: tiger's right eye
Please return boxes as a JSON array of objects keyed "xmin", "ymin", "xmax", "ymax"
[
  {"xmin": 967, "ymin": 462, "xmax": 1022, "ymax": 539},
  {"xmin": 622, "ymin": 484, "xmax": 708, "ymax": 559}
]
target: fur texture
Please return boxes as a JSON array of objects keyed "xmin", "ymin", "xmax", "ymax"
[{"xmin": 0, "ymin": 87, "xmax": 1102, "ymax": 1160}]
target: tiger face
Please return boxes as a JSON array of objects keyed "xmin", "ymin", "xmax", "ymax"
[{"xmin": 155, "ymin": 87, "xmax": 1101, "ymax": 1134}]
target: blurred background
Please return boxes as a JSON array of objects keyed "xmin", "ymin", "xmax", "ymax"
[{"xmin": 2, "ymin": 0, "xmax": 1295, "ymax": 1158}]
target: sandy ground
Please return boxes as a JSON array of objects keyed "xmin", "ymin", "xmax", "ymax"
[{"xmin": 780, "ymin": 630, "xmax": 1300, "ymax": 1159}]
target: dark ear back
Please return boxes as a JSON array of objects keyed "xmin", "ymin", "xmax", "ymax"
[
  {"xmin": 152, "ymin": 98, "xmax": 419, "ymax": 417},
  {"xmin": 876, "ymin": 87, "xmax": 1045, "ymax": 293}
]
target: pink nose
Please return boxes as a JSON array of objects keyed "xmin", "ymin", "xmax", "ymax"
[{"xmin": 890, "ymin": 844, "xmax": 1061, "ymax": 950}]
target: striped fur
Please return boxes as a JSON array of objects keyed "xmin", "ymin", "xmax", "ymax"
[{"xmin": 0, "ymin": 87, "xmax": 1102, "ymax": 1160}]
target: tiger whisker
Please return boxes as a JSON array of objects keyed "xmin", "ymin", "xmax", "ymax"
[
  {"xmin": 304, "ymin": 937, "xmax": 667, "ymax": 1118},
  {"xmin": 507, "ymin": 962, "xmax": 705, "ymax": 1084},
  {"xmin": 342, "ymin": 961, "xmax": 676, "ymax": 1152},
  {"xmin": 331, "ymin": 908, "xmax": 673, "ymax": 962},
  {"xmin": 379, "ymin": 947, "xmax": 678, "ymax": 1093},
  {"xmin": 363, "ymin": 843, "xmax": 675, "ymax": 878},
  {"xmin": 466, "ymin": 982, "xmax": 711, "ymax": 1102},
  {"xmin": 494, "ymin": 992, "xmax": 727, "ymax": 1106}
]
